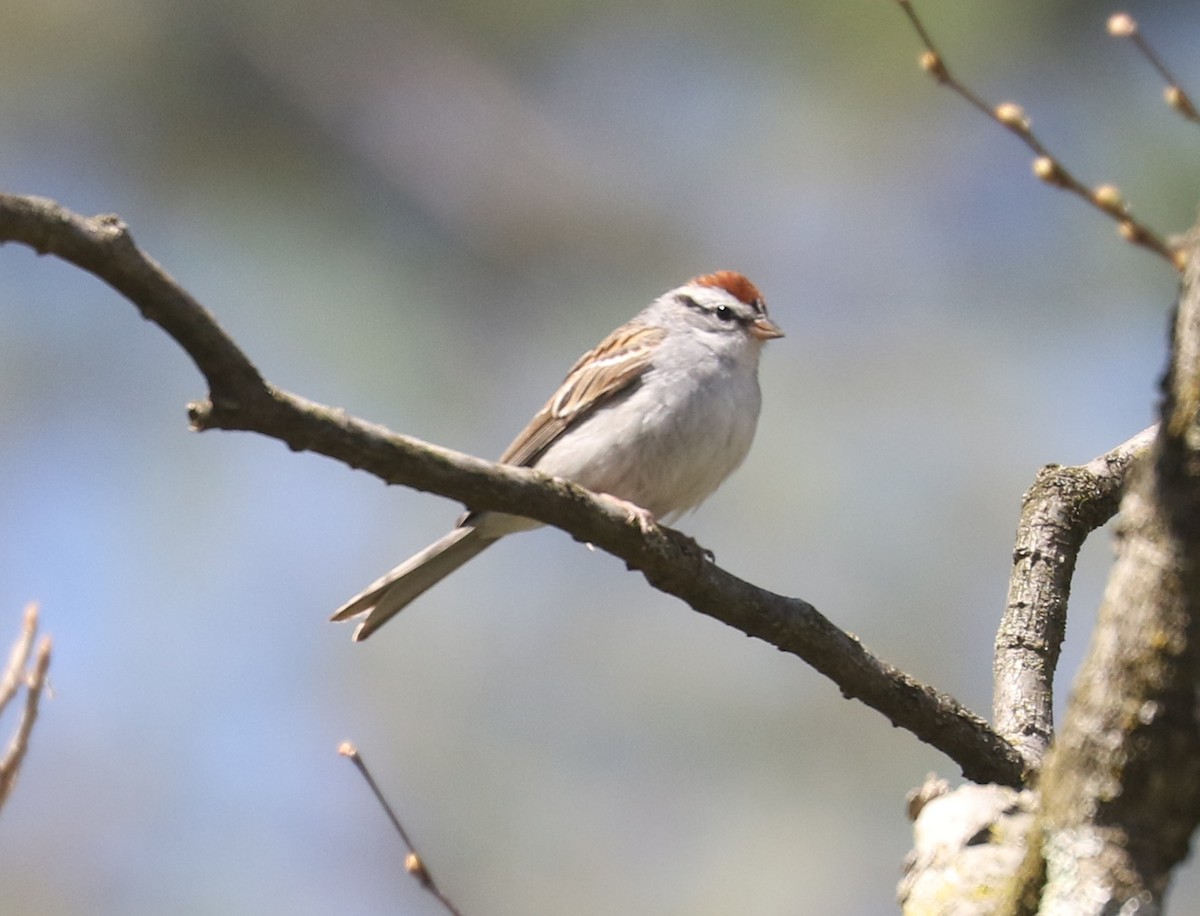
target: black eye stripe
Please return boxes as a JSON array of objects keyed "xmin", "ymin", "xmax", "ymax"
[{"xmin": 677, "ymin": 293, "xmax": 749, "ymax": 325}]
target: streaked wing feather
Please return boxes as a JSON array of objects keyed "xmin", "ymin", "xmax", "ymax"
[
  {"xmin": 498, "ymin": 412, "xmax": 570, "ymax": 469},
  {"xmin": 498, "ymin": 324, "xmax": 664, "ymax": 468}
]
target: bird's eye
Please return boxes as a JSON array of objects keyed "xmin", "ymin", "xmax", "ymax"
[{"xmin": 715, "ymin": 305, "xmax": 736, "ymax": 321}]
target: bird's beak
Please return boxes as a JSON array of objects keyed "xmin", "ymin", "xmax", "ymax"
[{"xmin": 750, "ymin": 317, "xmax": 785, "ymax": 341}]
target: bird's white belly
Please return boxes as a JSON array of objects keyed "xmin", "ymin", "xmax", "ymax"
[{"xmin": 532, "ymin": 365, "xmax": 761, "ymax": 520}]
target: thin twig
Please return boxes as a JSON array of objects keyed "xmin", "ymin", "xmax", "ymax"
[
  {"xmin": 1108, "ymin": 13, "xmax": 1200, "ymax": 125},
  {"xmin": 0, "ymin": 614, "xmax": 52, "ymax": 812},
  {"xmin": 339, "ymin": 742, "xmax": 465, "ymax": 916},
  {"xmin": 894, "ymin": 0, "xmax": 1183, "ymax": 270},
  {"xmin": 0, "ymin": 602, "xmax": 38, "ymax": 715}
]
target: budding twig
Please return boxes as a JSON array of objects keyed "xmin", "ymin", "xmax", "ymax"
[
  {"xmin": 0, "ymin": 604, "xmax": 52, "ymax": 812},
  {"xmin": 338, "ymin": 742, "xmax": 465, "ymax": 916},
  {"xmin": 894, "ymin": 0, "xmax": 1183, "ymax": 271},
  {"xmin": 1108, "ymin": 13, "xmax": 1200, "ymax": 125}
]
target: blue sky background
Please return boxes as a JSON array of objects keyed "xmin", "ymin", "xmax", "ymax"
[{"xmin": 1, "ymin": 1, "xmax": 1197, "ymax": 913}]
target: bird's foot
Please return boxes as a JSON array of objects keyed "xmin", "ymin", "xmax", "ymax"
[{"xmin": 599, "ymin": 494, "xmax": 658, "ymax": 535}]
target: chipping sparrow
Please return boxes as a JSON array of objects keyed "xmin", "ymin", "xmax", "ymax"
[{"xmin": 332, "ymin": 270, "xmax": 783, "ymax": 641}]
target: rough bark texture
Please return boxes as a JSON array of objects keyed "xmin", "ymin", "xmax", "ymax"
[
  {"xmin": 993, "ymin": 428, "xmax": 1155, "ymax": 767},
  {"xmin": 900, "ymin": 779, "xmax": 1037, "ymax": 915},
  {"xmin": 1034, "ymin": 231, "xmax": 1200, "ymax": 913}
]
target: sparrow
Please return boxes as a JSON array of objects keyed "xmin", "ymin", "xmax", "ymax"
[{"xmin": 333, "ymin": 270, "xmax": 782, "ymax": 640}]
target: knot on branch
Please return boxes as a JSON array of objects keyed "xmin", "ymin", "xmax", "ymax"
[{"xmin": 89, "ymin": 213, "xmax": 132, "ymax": 245}]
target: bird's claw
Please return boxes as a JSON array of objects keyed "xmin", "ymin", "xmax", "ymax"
[{"xmin": 599, "ymin": 494, "xmax": 659, "ymax": 535}]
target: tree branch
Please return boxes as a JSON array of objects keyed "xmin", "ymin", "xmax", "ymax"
[
  {"xmin": 1032, "ymin": 226, "xmax": 1200, "ymax": 912},
  {"xmin": 993, "ymin": 426, "xmax": 1156, "ymax": 767},
  {"xmin": 0, "ymin": 191, "xmax": 1026, "ymax": 786}
]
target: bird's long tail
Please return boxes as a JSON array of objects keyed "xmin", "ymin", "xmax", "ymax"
[{"xmin": 331, "ymin": 526, "xmax": 496, "ymax": 641}]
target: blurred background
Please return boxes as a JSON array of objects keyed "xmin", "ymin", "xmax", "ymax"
[{"xmin": 0, "ymin": 0, "xmax": 1196, "ymax": 913}]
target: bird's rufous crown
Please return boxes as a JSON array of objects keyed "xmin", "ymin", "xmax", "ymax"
[{"xmin": 691, "ymin": 270, "xmax": 763, "ymax": 307}]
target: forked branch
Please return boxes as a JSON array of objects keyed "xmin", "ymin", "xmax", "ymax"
[{"xmin": 0, "ymin": 603, "xmax": 52, "ymax": 812}]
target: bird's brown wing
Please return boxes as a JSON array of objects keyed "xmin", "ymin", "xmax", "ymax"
[{"xmin": 498, "ymin": 323, "xmax": 665, "ymax": 468}]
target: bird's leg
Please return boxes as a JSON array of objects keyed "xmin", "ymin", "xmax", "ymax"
[{"xmin": 596, "ymin": 493, "xmax": 658, "ymax": 535}]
